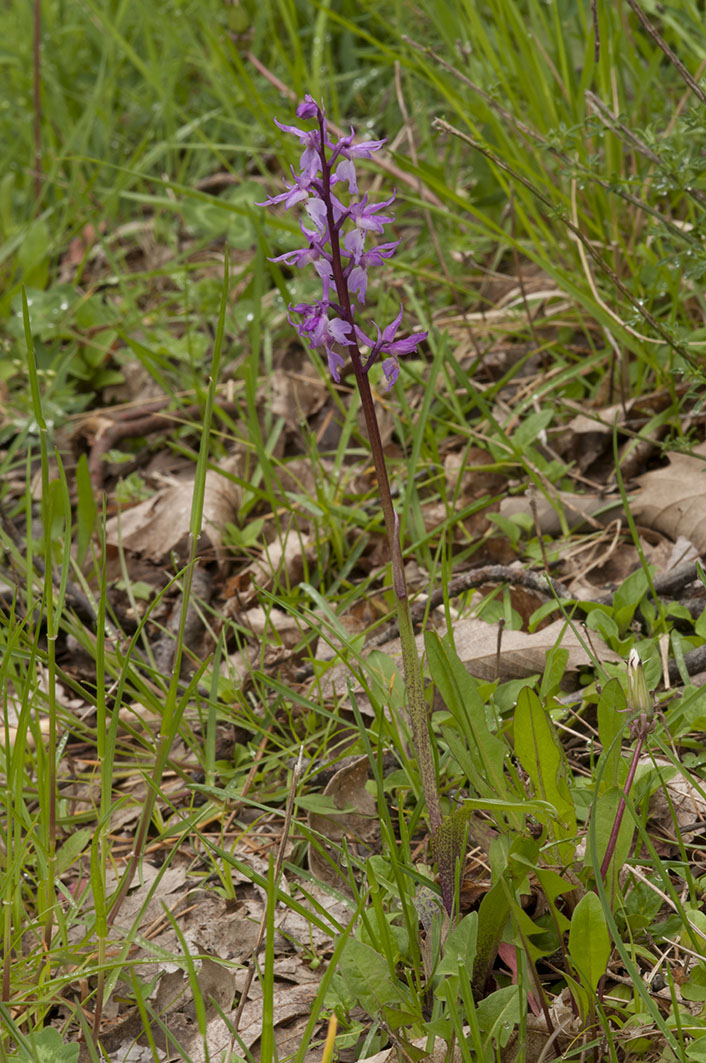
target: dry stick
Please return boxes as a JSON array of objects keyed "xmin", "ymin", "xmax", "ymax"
[
  {"xmin": 494, "ymin": 618, "xmax": 505, "ymax": 683},
  {"xmin": 33, "ymin": 0, "xmax": 41, "ymax": 203},
  {"xmin": 88, "ymin": 399, "xmax": 240, "ymax": 490},
  {"xmin": 432, "ymin": 117, "xmax": 697, "ymax": 370},
  {"xmin": 529, "ymin": 497, "xmax": 554, "ymax": 582},
  {"xmin": 585, "ymin": 91, "xmax": 664, "ymax": 168},
  {"xmin": 232, "ymin": 748, "xmax": 303, "ymax": 1035},
  {"xmin": 590, "ymin": 0, "xmax": 600, "ymax": 61},
  {"xmin": 408, "ymin": 36, "xmax": 695, "ymax": 311},
  {"xmin": 509, "ymin": 190, "xmax": 543, "ymax": 356},
  {"xmin": 246, "ymin": 51, "xmax": 444, "ymax": 210},
  {"xmin": 392, "ymin": 61, "xmax": 485, "ymax": 360},
  {"xmin": 569, "ymin": 178, "xmax": 629, "ymax": 413},
  {"xmin": 625, "ymin": 0, "xmax": 706, "ymax": 106}
]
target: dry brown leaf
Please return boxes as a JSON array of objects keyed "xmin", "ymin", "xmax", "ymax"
[
  {"xmin": 227, "ymin": 522, "xmax": 315, "ymax": 607},
  {"xmin": 160, "ymin": 893, "xmax": 263, "ymax": 964},
  {"xmin": 648, "ymin": 758, "xmax": 706, "ymax": 836},
  {"xmin": 88, "ymin": 862, "xmax": 188, "ymax": 935},
  {"xmin": 112, "ymin": 1044, "xmax": 164, "ymax": 1062},
  {"xmin": 450, "ymin": 616, "xmax": 620, "ymax": 682},
  {"xmin": 319, "ymin": 616, "xmax": 619, "ymax": 699},
  {"xmin": 558, "ymin": 411, "xmax": 613, "ymax": 474},
  {"xmin": 631, "ymin": 441, "xmax": 706, "ymax": 551},
  {"xmin": 500, "ymin": 489, "xmax": 624, "ymax": 536},
  {"xmin": 276, "ymin": 881, "xmax": 354, "ymax": 951},
  {"xmin": 241, "ymin": 605, "xmax": 303, "ymax": 649},
  {"xmin": 235, "ymin": 979, "xmax": 320, "ymax": 1050},
  {"xmin": 563, "ymin": 536, "xmax": 638, "ymax": 600},
  {"xmin": 268, "ymin": 366, "xmax": 327, "ymax": 428},
  {"xmin": 357, "ymin": 1039, "xmax": 464, "ymax": 1063},
  {"xmin": 105, "ymin": 459, "xmax": 242, "ymax": 566},
  {"xmin": 308, "ymin": 755, "xmax": 380, "ymax": 890},
  {"xmin": 502, "ymin": 994, "xmax": 578, "ymax": 1062}
]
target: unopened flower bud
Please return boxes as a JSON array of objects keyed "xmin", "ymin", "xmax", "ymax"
[{"xmin": 627, "ymin": 648, "xmax": 651, "ymax": 716}]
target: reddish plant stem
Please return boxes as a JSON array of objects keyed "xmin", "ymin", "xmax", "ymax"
[{"xmin": 599, "ymin": 733, "xmax": 645, "ymax": 882}]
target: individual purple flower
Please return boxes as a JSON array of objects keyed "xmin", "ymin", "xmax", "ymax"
[
  {"xmin": 288, "ymin": 300, "xmax": 328, "ymax": 347},
  {"xmin": 269, "ymin": 229, "xmax": 325, "ymax": 269},
  {"xmin": 355, "ymin": 306, "xmax": 428, "ymax": 387},
  {"xmin": 256, "ymin": 166, "xmax": 313, "ymax": 210},
  {"xmin": 341, "ymin": 236, "xmax": 399, "ymax": 305},
  {"xmin": 334, "ymin": 157, "xmax": 359, "ymax": 196},
  {"xmin": 343, "ymin": 229, "xmax": 399, "ymax": 267},
  {"xmin": 347, "ymin": 192, "xmax": 396, "ymax": 235},
  {"xmin": 333, "ymin": 132, "xmax": 386, "ymax": 195},
  {"xmin": 289, "ymin": 301, "xmax": 355, "ymax": 383},
  {"xmin": 332, "ymin": 128, "xmax": 387, "ymax": 165},
  {"xmin": 347, "ymin": 265, "xmax": 368, "ymax": 304},
  {"xmin": 273, "ymin": 116, "xmax": 324, "ymax": 182},
  {"xmin": 357, "ymin": 241, "xmax": 400, "ymax": 268},
  {"xmin": 304, "ymin": 197, "xmax": 330, "ymax": 234},
  {"xmin": 269, "ymin": 220, "xmax": 333, "ymax": 292},
  {"xmin": 313, "ymin": 258, "xmax": 335, "ymax": 301}
]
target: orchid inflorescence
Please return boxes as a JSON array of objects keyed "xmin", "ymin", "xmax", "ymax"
[
  {"xmin": 259, "ymin": 95, "xmax": 427, "ymax": 387},
  {"xmin": 260, "ymin": 95, "xmax": 451, "ymax": 913}
]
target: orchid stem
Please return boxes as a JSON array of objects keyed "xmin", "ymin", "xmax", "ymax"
[{"xmin": 262, "ymin": 93, "xmax": 449, "ymax": 911}]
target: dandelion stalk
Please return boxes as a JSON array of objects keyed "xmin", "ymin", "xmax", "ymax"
[{"xmin": 599, "ymin": 648, "xmax": 654, "ymax": 883}]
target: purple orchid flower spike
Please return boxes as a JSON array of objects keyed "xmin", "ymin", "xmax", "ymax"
[
  {"xmin": 260, "ymin": 95, "xmax": 427, "ymax": 388},
  {"xmin": 259, "ymin": 98, "xmax": 452, "ymax": 918}
]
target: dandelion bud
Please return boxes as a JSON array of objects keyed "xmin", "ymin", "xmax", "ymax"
[{"xmin": 627, "ymin": 648, "xmax": 651, "ymax": 716}]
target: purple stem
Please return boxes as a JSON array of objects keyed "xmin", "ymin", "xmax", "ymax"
[{"xmin": 599, "ymin": 732, "xmax": 645, "ymax": 882}]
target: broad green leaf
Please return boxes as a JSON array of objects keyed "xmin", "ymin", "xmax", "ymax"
[
  {"xmin": 597, "ymin": 678, "xmax": 627, "ymax": 791},
  {"xmin": 508, "ymin": 901, "xmax": 557, "ymax": 963},
  {"xmin": 686, "ymin": 1038, "xmax": 706, "ymax": 1063},
  {"xmin": 681, "ymin": 908, "xmax": 706, "ymax": 955},
  {"xmin": 539, "ymin": 644, "xmax": 568, "ymax": 699},
  {"xmin": 435, "ymin": 912, "xmax": 478, "ymax": 983},
  {"xmin": 75, "ymin": 453, "xmax": 97, "ymax": 566},
  {"xmin": 338, "ymin": 938, "xmax": 407, "ymax": 1016},
  {"xmin": 613, "ymin": 567, "xmax": 651, "ymax": 634},
  {"xmin": 586, "ymin": 786, "xmax": 635, "ymax": 886},
  {"xmin": 55, "ymin": 828, "xmax": 93, "ymax": 875},
  {"xmin": 472, "ymin": 837, "xmax": 540, "ymax": 998},
  {"xmin": 568, "ymin": 892, "xmax": 611, "ymax": 995},
  {"xmin": 512, "ymin": 407, "xmax": 554, "ymax": 450},
  {"xmin": 473, "ymin": 877, "xmax": 511, "ymax": 999},
  {"xmin": 512, "ymin": 856, "xmax": 576, "ymax": 935},
  {"xmin": 586, "ymin": 608, "xmax": 619, "ymax": 643},
  {"xmin": 476, "ymin": 985, "xmax": 521, "ymax": 1050},
  {"xmin": 681, "ymin": 963, "xmax": 706, "ymax": 1003},
  {"xmin": 425, "ymin": 631, "xmax": 515, "ymax": 820},
  {"xmin": 12, "ymin": 1026, "xmax": 79, "ymax": 1063},
  {"xmin": 513, "ymin": 687, "xmax": 576, "ymax": 863}
]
